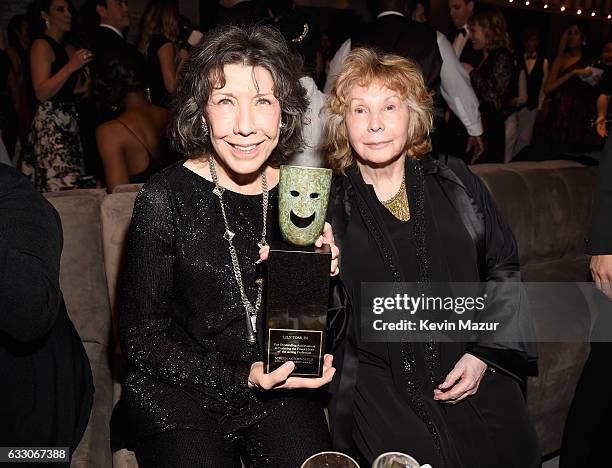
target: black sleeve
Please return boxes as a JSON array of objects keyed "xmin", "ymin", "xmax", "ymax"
[
  {"xmin": 598, "ymin": 69, "xmax": 612, "ymax": 97},
  {"xmin": 149, "ymin": 35, "xmax": 171, "ymax": 54},
  {"xmin": 118, "ymin": 175, "xmax": 251, "ymax": 397},
  {"xmin": 587, "ymin": 135, "xmax": 612, "ymax": 254},
  {"xmin": 471, "ymin": 49, "xmax": 515, "ymax": 112},
  {"xmin": 445, "ymin": 158, "xmax": 538, "ymax": 381},
  {"xmin": 0, "ymin": 165, "xmax": 63, "ymax": 342},
  {"xmin": 326, "ymin": 276, "xmax": 350, "ymax": 354}
]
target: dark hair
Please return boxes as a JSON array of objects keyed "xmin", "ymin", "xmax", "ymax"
[
  {"xmin": 522, "ymin": 27, "xmax": 539, "ymax": 42},
  {"xmin": 274, "ymin": 9, "xmax": 320, "ymax": 73},
  {"xmin": 170, "ymin": 25, "xmax": 308, "ymax": 165},
  {"xmin": 94, "ymin": 57, "xmax": 148, "ymax": 112},
  {"xmin": 562, "ymin": 22, "xmax": 590, "ymax": 55},
  {"xmin": 7, "ymin": 15, "xmax": 27, "ymax": 50},
  {"xmin": 78, "ymin": 0, "xmax": 107, "ymax": 28},
  {"xmin": 267, "ymin": 0, "xmax": 294, "ymax": 17},
  {"xmin": 28, "ymin": 0, "xmax": 76, "ymax": 36},
  {"xmin": 28, "ymin": 0, "xmax": 53, "ymax": 36}
]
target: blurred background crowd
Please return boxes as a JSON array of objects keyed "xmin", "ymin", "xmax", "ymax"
[{"xmin": 0, "ymin": 0, "xmax": 610, "ymax": 192}]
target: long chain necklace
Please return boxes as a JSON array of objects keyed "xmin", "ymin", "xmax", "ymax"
[{"xmin": 208, "ymin": 157, "xmax": 268, "ymax": 345}]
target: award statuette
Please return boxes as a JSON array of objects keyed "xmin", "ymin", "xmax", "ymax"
[{"xmin": 265, "ymin": 165, "xmax": 333, "ymax": 377}]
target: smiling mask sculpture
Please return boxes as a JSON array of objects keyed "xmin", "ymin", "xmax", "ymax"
[
  {"xmin": 265, "ymin": 162, "xmax": 332, "ymax": 378},
  {"xmin": 278, "ymin": 165, "xmax": 332, "ymax": 247}
]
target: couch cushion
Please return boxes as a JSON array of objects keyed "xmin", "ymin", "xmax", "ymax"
[
  {"xmin": 100, "ymin": 192, "xmax": 141, "ymax": 467},
  {"xmin": 112, "ymin": 184, "xmax": 144, "ymax": 194},
  {"xmin": 472, "ymin": 162, "xmax": 596, "ymax": 266},
  {"xmin": 100, "ymin": 192, "xmax": 139, "ymax": 321},
  {"xmin": 527, "ymin": 341, "xmax": 589, "ymax": 456},
  {"xmin": 45, "ymin": 189, "xmax": 111, "ymax": 346},
  {"xmin": 71, "ymin": 342, "xmax": 113, "ymax": 468}
]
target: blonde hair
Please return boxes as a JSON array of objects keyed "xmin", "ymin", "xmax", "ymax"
[
  {"xmin": 323, "ymin": 48, "xmax": 433, "ymax": 174},
  {"xmin": 468, "ymin": 9, "xmax": 511, "ymax": 50},
  {"xmin": 137, "ymin": 0, "xmax": 180, "ymax": 55}
]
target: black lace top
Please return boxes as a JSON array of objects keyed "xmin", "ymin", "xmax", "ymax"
[
  {"xmin": 470, "ymin": 47, "xmax": 515, "ymax": 113},
  {"xmin": 118, "ymin": 162, "xmax": 291, "ymax": 441}
]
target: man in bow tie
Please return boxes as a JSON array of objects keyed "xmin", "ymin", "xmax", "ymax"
[
  {"xmin": 505, "ymin": 28, "xmax": 549, "ymax": 161},
  {"xmin": 441, "ymin": 0, "xmax": 484, "ymax": 163},
  {"xmin": 447, "ymin": 0, "xmax": 482, "ymax": 70}
]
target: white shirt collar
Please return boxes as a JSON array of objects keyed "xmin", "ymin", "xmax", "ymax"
[
  {"xmin": 377, "ymin": 11, "xmax": 405, "ymax": 18},
  {"xmin": 100, "ymin": 23, "xmax": 124, "ymax": 39}
]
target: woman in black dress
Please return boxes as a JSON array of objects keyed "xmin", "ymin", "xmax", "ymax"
[
  {"xmin": 324, "ymin": 48, "xmax": 539, "ymax": 467},
  {"xmin": 468, "ymin": 9, "xmax": 515, "ymax": 164},
  {"xmin": 116, "ymin": 25, "xmax": 339, "ymax": 467},
  {"xmin": 23, "ymin": 0, "xmax": 92, "ymax": 191},
  {"xmin": 545, "ymin": 24, "xmax": 601, "ymax": 150},
  {"xmin": 137, "ymin": 0, "xmax": 185, "ymax": 106}
]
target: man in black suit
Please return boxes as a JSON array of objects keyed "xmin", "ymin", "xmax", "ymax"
[
  {"xmin": 443, "ymin": 0, "xmax": 484, "ymax": 162},
  {"xmin": 84, "ymin": 0, "xmax": 143, "ymax": 75},
  {"xmin": 589, "ymin": 139, "xmax": 612, "ymax": 300},
  {"xmin": 560, "ymin": 135, "xmax": 612, "ymax": 467},
  {"xmin": 79, "ymin": 0, "xmax": 145, "ymax": 181},
  {"xmin": 447, "ymin": 0, "xmax": 482, "ymax": 70}
]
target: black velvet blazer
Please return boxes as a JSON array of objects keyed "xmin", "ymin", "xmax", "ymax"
[{"xmin": 588, "ymin": 136, "xmax": 612, "ymax": 254}]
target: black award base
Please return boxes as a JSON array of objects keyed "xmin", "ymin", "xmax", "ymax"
[{"xmin": 265, "ymin": 240, "xmax": 331, "ymax": 377}]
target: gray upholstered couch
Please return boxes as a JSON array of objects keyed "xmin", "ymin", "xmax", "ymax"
[{"xmin": 45, "ymin": 160, "xmax": 597, "ymax": 465}]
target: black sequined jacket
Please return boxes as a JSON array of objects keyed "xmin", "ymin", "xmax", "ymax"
[
  {"xmin": 326, "ymin": 154, "xmax": 538, "ymax": 453},
  {"xmin": 114, "ymin": 162, "xmax": 349, "ymax": 445}
]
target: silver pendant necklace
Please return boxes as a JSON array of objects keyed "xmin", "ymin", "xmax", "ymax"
[{"xmin": 208, "ymin": 156, "xmax": 268, "ymax": 345}]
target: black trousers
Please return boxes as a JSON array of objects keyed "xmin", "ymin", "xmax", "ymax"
[
  {"xmin": 560, "ymin": 295, "xmax": 612, "ymax": 468},
  {"xmin": 133, "ymin": 398, "xmax": 331, "ymax": 468}
]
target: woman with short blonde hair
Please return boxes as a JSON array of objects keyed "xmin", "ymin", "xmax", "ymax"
[
  {"xmin": 324, "ymin": 48, "xmax": 433, "ymax": 173},
  {"xmin": 325, "ymin": 48, "xmax": 540, "ymax": 467}
]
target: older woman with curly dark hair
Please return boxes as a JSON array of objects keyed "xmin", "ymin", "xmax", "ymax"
[
  {"xmin": 115, "ymin": 25, "xmax": 339, "ymax": 467},
  {"xmin": 325, "ymin": 48, "xmax": 539, "ymax": 467}
]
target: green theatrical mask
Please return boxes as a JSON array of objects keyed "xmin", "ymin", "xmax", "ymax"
[{"xmin": 278, "ymin": 165, "xmax": 332, "ymax": 247}]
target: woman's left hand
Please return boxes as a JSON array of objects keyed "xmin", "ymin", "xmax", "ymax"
[
  {"xmin": 248, "ymin": 354, "xmax": 336, "ymax": 390},
  {"xmin": 596, "ymin": 117, "xmax": 608, "ymax": 138},
  {"xmin": 433, "ymin": 353, "xmax": 487, "ymax": 404},
  {"xmin": 574, "ymin": 67, "xmax": 592, "ymax": 77},
  {"xmin": 74, "ymin": 66, "xmax": 91, "ymax": 95},
  {"xmin": 259, "ymin": 222, "xmax": 340, "ymax": 276}
]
